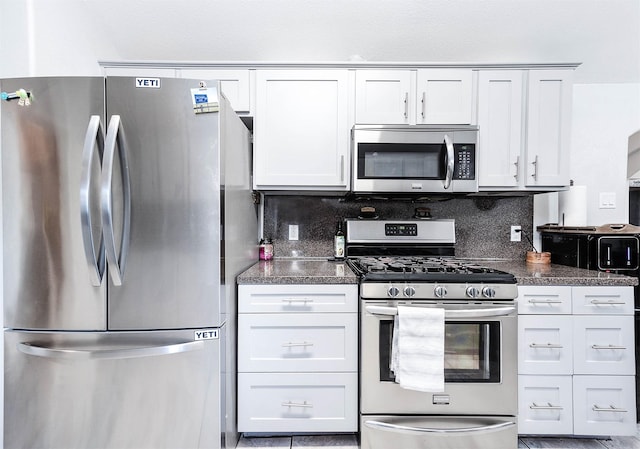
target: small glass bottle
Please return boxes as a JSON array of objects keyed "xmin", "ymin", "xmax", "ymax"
[
  {"xmin": 259, "ymin": 238, "xmax": 274, "ymax": 261},
  {"xmin": 334, "ymin": 221, "xmax": 345, "ymax": 259}
]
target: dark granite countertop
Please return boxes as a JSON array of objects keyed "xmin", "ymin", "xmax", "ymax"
[
  {"xmin": 238, "ymin": 258, "xmax": 638, "ymax": 287},
  {"xmin": 237, "ymin": 259, "xmax": 358, "ymax": 285}
]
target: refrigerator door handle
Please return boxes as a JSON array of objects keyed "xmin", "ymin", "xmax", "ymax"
[
  {"xmin": 80, "ymin": 115, "xmax": 106, "ymax": 286},
  {"xmin": 102, "ymin": 115, "xmax": 131, "ymax": 286},
  {"xmin": 18, "ymin": 340, "xmax": 204, "ymax": 360}
]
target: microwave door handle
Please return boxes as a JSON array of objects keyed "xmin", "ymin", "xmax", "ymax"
[{"xmin": 443, "ymin": 134, "xmax": 454, "ymax": 189}]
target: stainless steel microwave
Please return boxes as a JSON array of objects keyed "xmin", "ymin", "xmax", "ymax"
[{"xmin": 351, "ymin": 125, "xmax": 479, "ymax": 194}]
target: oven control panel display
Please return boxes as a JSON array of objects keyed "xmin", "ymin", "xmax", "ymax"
[{"xmin": 385, "ymin": 223, "xmax": 418, "ymax": 237}]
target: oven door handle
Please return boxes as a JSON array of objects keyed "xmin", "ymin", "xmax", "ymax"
[
  {"xmin": 364, "ymin": 419, "xmax": 516, "ymax": 435},
  {"xmin": 365, "ymin": 305, "xmax": 516, "ymax": 318}
]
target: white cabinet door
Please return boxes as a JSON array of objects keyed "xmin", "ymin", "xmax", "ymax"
[
  {"xmin": 518, "ymin": 315, "xmax": 573, "ymax": 375},
  {"xmin": 572, "ymin": 286, "xmax": 634, "ymax": 315},
  {"xmin": 518, "ymin": 375, "xmax": 573, "ymax": 435},
  {"xmin": 239, "ymin": 284, "xmax": 358, "ymax": 314},
  {"xmin": 477, "ymin": 71, "xmax": 524, "ymax": 188},
  {"xmin": 253, "ymin": 70, "xmax": 351, "ymax": 190},
  {"xmin": 573, "ymin": 316, "xmax": 635, "ymax": 375},
  {"xmin": 238, "ymin": 372, "xmax": 358, "ymax": 433},
  {"xmin": 238, "ymin": 313, "xmax": 358, "ymax": 372},
  {"xmin": 355, "ymin": 70, "xmax": 413, "ymax": 124},
  {"xmin": 573, "ymin": 375, "xmax": 637, "ymax": 436},
  {"xmin": 179, "ymin": 69, "xmax": 252, "ymax": 113},
  {"xmin": 518, "ymin": 286, "xmax": 572, "ymax": 315},
  {"xmin": 525, "ymin": 70, "xmax": 572, "ymax": 187},
  {"xmin": 416, "ymin": 69, "xmax": 474, "ymax": 124}
]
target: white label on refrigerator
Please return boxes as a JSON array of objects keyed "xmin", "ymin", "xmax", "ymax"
[
  {"xmin": 135, "ymin": 78, "xmax": 161, "ymax": 88},
  {"xmin": 194, "ymin": 329, "xmax": 219, "ymax": 341}
]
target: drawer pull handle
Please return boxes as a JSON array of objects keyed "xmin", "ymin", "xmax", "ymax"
[
  {"xmin": 282, "ymin": 401, "xmax": 313, "ymax": 408},
  {"xmin": 593, "ymin": 404, "xmax": 628, "ymax": 413},
  {"xmin": 530, "ymin": 402, "xmax": 563, "ymax": 410},
  {"xmin": 528, "ymin": 299, "xmax": 563, "ymax": 304},
  {"xmin": 282, "ymin": 298, "xmax": 314, "ymax": 304},
  {"xmin": 590, "ymin": 299, "xmax": 626, "ymax": 305},
  {"xmin": 281, "ymin": 341, "xmax": 314, "ymax": 348},
  {"xmin": 591, "ymin": 344, "xmax": 627, "ymax": 350},
  {"xmin": 530, "ymin": 343, "xmax": 564, "ymax": 349}
]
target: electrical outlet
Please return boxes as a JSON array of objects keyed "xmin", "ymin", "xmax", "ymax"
[
  {"xmin": 288, "ymin": 224, "xmax": 299, "ymax": 241},
  {"xmin": 510, "ymin": 226, "xmax": 522, "ymax": 242}
]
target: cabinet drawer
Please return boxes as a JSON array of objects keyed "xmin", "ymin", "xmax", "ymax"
[
  {"xmin": 238, "ymin": 313, "xmax": 358, "ymax": 372},
  {"xmin": 238, "ymin": 372, "xmax": 358, "ymax": 433},
  {"xmin": 518, "ymin": 286, "xmax": 572, "ymax": 315},
  {"xmin": 572, "ymin": 287, "xmax": 634, "ymax": 315},
  {"xmin": 518, "ymin": 375, "xmax": 573, "ymax": 435},
  {"xmin": 573, "ymin": 375, "xmax": 637, "ymax": 436},
  {"xmin": 239, "ymin": 284, "xmax": 358, "ymax": 313},
  {"xmin": 518, "ymin": 315, "xmax": 573, "ymax": 375},
  {"xmin": 572, "ymin": 316, "xmax": 635, "ymax": 375}
]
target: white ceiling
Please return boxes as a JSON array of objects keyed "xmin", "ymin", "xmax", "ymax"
[{"xmin": 1, "ymin": 0, "xmax": 639, "ymax": 83}]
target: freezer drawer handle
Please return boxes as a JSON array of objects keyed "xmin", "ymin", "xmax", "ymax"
[
  {"xmin": 530, "ymin": 343, "xmax": 564, "ymax": 349},
  {"xmin": 17, "ymin": 340, "xmax": 204, "ymax": 360},
  {"xmin": 80, "ymin": 115, "xmax": 106, "ymax": 286},
  {"xmin": 530, "ymin": 402, "xmax": 564, "ymax": 410},
  {"xmin": 281, "ymin": 401, "xmax": 313, "ymax": 408},
  {"xmin": 364, "ymin": 419, "xmax": 516, "ymax": 435},
  {"xmin": 591, "ymin": 344, "xmax": 627, "ymax": 350},
  {"xmin": 102, "ymin": 115, "xmax": 132, "ymax": 286},
  {"xmin": 592, "ymin": 404, "xmax": 628, "ymax": 413}
]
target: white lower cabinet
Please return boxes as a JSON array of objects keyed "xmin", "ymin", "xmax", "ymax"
[
  {"xmin": 238, "ymin": 284, "xmax": 358, "ymax": 433},
  {"xmin": 238, "ymin": 372, "xmax": 358, "ymax": 433},
  {"xmin": 518, "ymin": 285, "xmax": 636, "ymax": 437},
  {"xmin": 519, "ymin": 375, "xmax": 573, "ymax": 435}
]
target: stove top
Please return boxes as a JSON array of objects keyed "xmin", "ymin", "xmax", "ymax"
[{"xmin": 347, "ymin": 256, "xmax": 517, "ymax": 284}]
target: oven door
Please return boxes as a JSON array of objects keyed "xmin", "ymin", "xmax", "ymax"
[
  {"xmin": 351, "ymin": 125, "xmax": 478, "ymax": 194},
  {"xmin": 360, "ymin": 300, "xmax": 517, "ymax": 416}
]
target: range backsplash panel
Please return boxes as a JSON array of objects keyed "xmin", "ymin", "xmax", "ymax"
[{"xmin": 263, "ymin": 195, "xmax": 534, "ymax": 260}]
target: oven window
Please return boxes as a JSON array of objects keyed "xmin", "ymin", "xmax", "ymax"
[
  {"xmin": 358, "ymin": 143, "xmax": 445, "ymax": 179},
  {"xmin": 379, "ymin": 320, "xmax": 501, "ymax": 383}
]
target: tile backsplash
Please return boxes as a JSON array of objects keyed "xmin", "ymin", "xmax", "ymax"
[{"xmin": 263, "ymin": 195, "xmax": 534, "ymax": 260}]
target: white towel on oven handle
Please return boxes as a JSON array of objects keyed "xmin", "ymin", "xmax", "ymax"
[{"xmin": 390, "ymin": 305, "xmax": 445, "ymax": 392}]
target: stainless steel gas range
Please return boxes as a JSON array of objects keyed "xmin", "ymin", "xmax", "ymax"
[{"xmin": 346, "ymin": 219, "xmax": 518, "ymax": 449}]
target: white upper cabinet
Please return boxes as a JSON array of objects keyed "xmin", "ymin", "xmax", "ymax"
[
  {"xmin": 179, "ymin": 69, "xmax": 253, "ymax": 114},
  {"xmin": 253, "ymin": 70, "xmax": 351, "ymax": 191},
  {"xmin": 355, "ymin": 70, "xmax": 413, "ymax": 124},
  {"xmin": 477, "ymin": 71, "xmax": 524, "ymax": 188},
  {"xmin": 416, "ymin": 69, "xmax": 474, "ymax": 124},
  {"xmin": 478, "ymin": 69, "xmax": 573, "ymax": 191},
  {"xmin": 355, "ymin": 69, "xmax": 474, "ymax": 125},
  {"xmin": 525, "ymin": 70, "xmax": 573, "ymax": 187}
]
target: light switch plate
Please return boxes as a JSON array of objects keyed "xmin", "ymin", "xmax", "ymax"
[
  {"xmin": 288, "ymin": 224, "xmax": 299, "ymax": 240},
  {"xmin": 599, "ymin": 192, "xmax": 616, "ymax": 209}
]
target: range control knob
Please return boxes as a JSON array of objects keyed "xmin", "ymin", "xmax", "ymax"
[
  {"xmin": 404, "ymin": 286, "xmax": 416, "ymax": 297},
  {"xmin": 466, "ymin": 286, "xmax": 481, "ymax": 298},
  {"xmin": 434, "ymin": 286, "xmax": 447, "ymax": 298},
  {"xmin": 387, "ymin": 286, "xmax": 400, "ymax": 298},
  {"xmin": 482, "ymin": 286, "xmax": 497, "ymax": 298}
]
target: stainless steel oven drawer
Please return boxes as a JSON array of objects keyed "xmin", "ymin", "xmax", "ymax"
[{"xmin": 360, "ymin": 415, "xmax": 517, "ymax": 449}]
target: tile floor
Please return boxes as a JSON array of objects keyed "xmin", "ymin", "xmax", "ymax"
[{"xmin": 237, "ymin": 428, "xmax": 640, "ymax": 448}]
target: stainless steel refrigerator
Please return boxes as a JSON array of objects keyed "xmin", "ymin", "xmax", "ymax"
[{"xmin": 0, "ymin": 76, "xmax": 258, "ymax": 448}]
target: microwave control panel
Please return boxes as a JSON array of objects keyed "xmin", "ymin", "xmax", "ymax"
[{"xmin": 453, "ymin": 144, "xmax": 475, "ymax": 180}]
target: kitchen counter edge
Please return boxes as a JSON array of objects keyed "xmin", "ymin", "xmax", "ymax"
[{"xmin": 237, "ymin": 259, "xmax": 638, "ymax": 287}]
